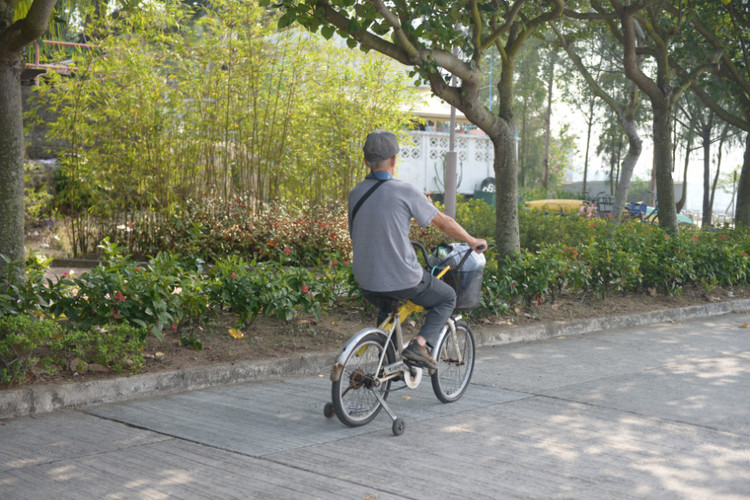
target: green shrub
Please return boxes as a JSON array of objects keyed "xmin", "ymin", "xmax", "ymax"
[
  {"xmin": 636, "ymin": 230, "xmax": 692, "ymax": 295},
  {"xmin": 455, "ymin": 197, "xmax": 496, "ymax": 241},
  {"xmin": 683, "ymin": 229, "xmax": 750, "ymax": 289},
  {"xmin": 578, "ymin": 224, "xmax": 642, "ymax": 297},
  {"xmin": 519, "ymin": 209, "xmax": 593, "ymax": 251},
  {"xmin": 0, "ymin": 251, "xmax": 67, "ymax": 318},
  {"xmin": 0, "ymin": 314, "xmax": 146, "ymax": 385},
  {"xmin": 52, "ymin": 241, "xmax": 186, "ymax": 341},
  {"xmin": 0, "ymin": 315, "xmax": 62, "ymax": 385},
  {"xmin": 207, "ymin": 254, "xmax": 349, "ymax": 326},
  {"xmin": 53, "ymin": 323, "xmax": 146, "ymax": 374}
]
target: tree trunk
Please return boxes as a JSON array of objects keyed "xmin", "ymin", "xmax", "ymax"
[
  {"xmin": 0, "ymin": 59, "xmax": 25, "ymax": 279},
  {"xmin": 736, "ymin": 132, "xmax": 750, "ymax": 227},
  {"xmin": 492, "ymin": 126, "xmax": 520, "ymax": 258},
  {"xmin": 519, "ymin": 98, "xmax": 528, "ymax": 188},
  {"xmin": 583, "ymin": 110, "xmax": 592, "ymax": 198},
  {"xmin": 1, "ymin": 0, "xmax": 58, "ymax": 280},
  {"xmin": 710, "ymin": 126, "xmax": 728, "ymax": 219},
  {"xmin": 542, "ymin": 55, "xmax": 554, "ymax": 192},
  {"xmin": 652, "ymin": 105, "xmax": 679, "ymax": 233},
  {"xmin": 701, "ymin": 126, "xmax": 712, "ymax": 226},
  {"xmin": 612, "ymin": 116, "xmax": 642, "ymax": 220},
  {"xmin": 488, "ymin": 55, "xmax": 520, "ymax": 258},
  {"xmin": 675, "ymin": 136, "xmax": 692, "ymax": 214}
]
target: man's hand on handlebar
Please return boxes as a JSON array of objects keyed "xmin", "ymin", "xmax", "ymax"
[{"xmin": 470, "ymin": 239, "xmax": 488, "ymax": 253}]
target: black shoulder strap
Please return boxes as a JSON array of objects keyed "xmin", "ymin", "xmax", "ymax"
[{"xmin": 349, "ymin": 179, "xmax": 388, "ymax": 233}]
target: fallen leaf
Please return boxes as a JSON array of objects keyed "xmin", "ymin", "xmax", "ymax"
[
  {"xmin": 740, "ymin": 322, "xmax": 748, "ymax": 328},
  {"xmin": 402, "ymin": 396, "xmax": 411, "ymax": 400},
  {"xmin": 330, "ymin": 321, "xmax": 340, "ymax": 326},
  {"xmin": 648, "ymin": 287, "xmax": 657, "ymax": 297},
  {"xmin": 228, "ymin": 328, "xmax": 244, "ymax": 339}
]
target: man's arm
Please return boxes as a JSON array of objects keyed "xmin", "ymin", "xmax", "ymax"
[{"xmin": 430, "ymin": 212, "xmax": 488, "ymax": 252}]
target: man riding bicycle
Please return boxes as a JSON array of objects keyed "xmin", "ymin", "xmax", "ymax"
[{"xmin": 348, "ymin": 130, "xmax": 487, "ymax": 370}]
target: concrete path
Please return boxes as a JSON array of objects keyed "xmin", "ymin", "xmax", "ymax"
[{"xmin": 1, "ymin": 312, "xmax": 749, "ymax": 499}]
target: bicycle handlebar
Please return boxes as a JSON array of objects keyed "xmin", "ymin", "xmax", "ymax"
[{"xmin": 411, "ymin": 241, "xmax": 488, "ymax": 276}]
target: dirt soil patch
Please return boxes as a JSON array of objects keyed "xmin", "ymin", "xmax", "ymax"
[{"xmin": 11, "ymin": 283, "xmax": 750, "ymax": 390}]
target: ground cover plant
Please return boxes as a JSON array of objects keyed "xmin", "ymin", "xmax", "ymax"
[{"xmin": 4, "ymin": 200, "xmax": 750, "ymax": 387}]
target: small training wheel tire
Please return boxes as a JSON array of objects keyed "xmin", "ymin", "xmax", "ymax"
[
  {"xmin": 324, "ymin": 402, "xmax": 335, "ymax": 418},
  {"xmin": 392, "ymin": 418, "xmax": 406, "ymax": 436}
]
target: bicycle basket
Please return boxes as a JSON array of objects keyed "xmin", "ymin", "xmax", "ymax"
[{"xmin": 428, "ymin": 243, "xmax": 486, "ymax": 310}]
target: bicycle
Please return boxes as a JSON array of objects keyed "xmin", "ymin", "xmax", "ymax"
[{"xmin": 323, "ymin": 242, "xmax": 484, "ymax": 436}]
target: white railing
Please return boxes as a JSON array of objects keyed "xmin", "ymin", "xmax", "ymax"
[{"xmin": 399, "ymin": 131, "xmax": 495, "ymax": 195}]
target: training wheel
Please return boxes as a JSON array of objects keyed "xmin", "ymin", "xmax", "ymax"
[
  {"xmin": 392, "ymin": 417, "xmax": 406, "ymax": 436},
  {"xmin": 324, "ymin": 402, "xmax": 335, "ymax": 418}
]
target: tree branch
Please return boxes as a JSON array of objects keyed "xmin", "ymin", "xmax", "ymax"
[
  {"xmin": 550, "ymin": 22, "xmax": 621, "ymax": 113},
  {"xmin": 671, "ymin": 59, "xmax": 749, "ymax": 132},
  {"xmin": 506, "ymin": 0, "xmax": 565, "ymax": 59},
  {"xmin": 470, "ymin": 0, "xmax": 482, "ymax": 59},
  {"xmin": 689, "ymin": 10, "xmax": 750, "ymax": 97},
  {"xmin": 672, "ymin": 59, "xmax": 720, "ymax": 103},
  {"xmin": 311, "ymin": 0, "xmax": 411, "ymax": 65},
  {"xmin": 0, "ymin": 0, "xmax": 57, "ymax": 57},
  {"xmin": 366, "ymin": 0, "xmax": 420, "ymax": 62},
  {"xmin": 480, "ymin": 0, "xmax": 525, "ymax": 50},
  {"xmin": 618, "ymin": 2, "xmax": 662, "ymax": 104}
]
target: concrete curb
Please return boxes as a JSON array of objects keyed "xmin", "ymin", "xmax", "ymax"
[{"xmin": 3, "ymin": 298, "xmax": 750, "ymax": 420}]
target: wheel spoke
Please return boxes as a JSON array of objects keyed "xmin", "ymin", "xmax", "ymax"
[
  {"xmin": 432, "ymin": 322, "xmax": 475, "ymax": 403},
  {"xmin": 332, "ymin": 334, "xmax": 393, "ymax": 426}
]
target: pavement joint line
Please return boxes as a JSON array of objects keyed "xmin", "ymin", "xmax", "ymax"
[{"xmin": 2, "ymin": 298, "xmax": 750, "ymax": 420}]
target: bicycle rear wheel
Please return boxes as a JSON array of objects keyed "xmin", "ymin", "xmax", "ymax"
[
  {"xmin": 331, "ymin": 333, "xmax": 395, "ymax": 427},
  {"xmin": 431, "ymin": 320, "xmax": 475, "ymax": 403}
]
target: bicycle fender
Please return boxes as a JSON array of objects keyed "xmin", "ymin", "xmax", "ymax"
[
  {"xmin": 431, "ymin": 316, "xmax": 463, "ymax": 351},
  {"xmin": 330, "ymin": 327, "xmax": 389, "ymax": 382}
]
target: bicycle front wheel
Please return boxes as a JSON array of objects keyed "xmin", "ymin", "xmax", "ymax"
[
  {"xmin": 431, "ymin": 320, "xmax": 475, "ymax": 403},
  {"xmin": 331, "ymin": 333, "xmax": 394, "ymax": 427}
]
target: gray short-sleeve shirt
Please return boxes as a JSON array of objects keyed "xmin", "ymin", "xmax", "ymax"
[{"xmin": 348, "ymin": 178, "xmax": 438, "ymax": 292}]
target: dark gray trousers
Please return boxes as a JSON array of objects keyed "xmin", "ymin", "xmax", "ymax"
[{"xmin": 361, "ymin": 269, "xmax": 456, "ymax": 348}]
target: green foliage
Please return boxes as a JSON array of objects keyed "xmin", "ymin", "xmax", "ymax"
[
  {"xmin": 23, "ymin": 163, "xmax": 54, "ymax": 224},
  {"xmin": 207, "ymin": 254, "xmax": 348, "ymax": 326},
  {"xmin": 180, "ymin": 332, "xmax": 204, "ymax": 351},
  {"xmin": 0, "ymin": 251, "xmax": 62, "ymax": 318},
  {"xmin": 54, "ymin": 323, "xmax": 146, "ymax": 374},
  {"xmin": 52, "ymin": 240, "xmax": 186, "ymax": 341},
  {"xmin": 499, "ymin": 244, "xmax": 589, "ymax": 307},
  {"xmin": 487, "ymin": 215, "xmax": 750, "ymax": 308},
  {"xmin": 9, "ymin": 201, "xmax": 750, "ymax": 387},
  {"xmin": 578, "ymin": 224, "xmax": 642, "ymax": 298},
  {"xmin": 519, "ymin": 209, "xmax": 592, "ymax": 251},
  {"xmin": 0, "ymin": 315, "xmax": 145, "ymax": 385},
  {"xmin": 454, "ymin": 198, "xmax": 496, "ymax": 241},
  {"xmin": 28, "ymin": 0, "xmax": 416, "ymax": 257},
  {"xmin": 107, "ymin": 197, "xmax": 347, "ymax": 265},
  {"xmin": 0, "ymin": 315, "xmax": 62, "ymax": 385}
]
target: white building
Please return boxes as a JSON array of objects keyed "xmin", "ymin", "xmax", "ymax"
[{"xmin": 399, "ymin": 93, "xmax": 496, "ymax": 196}]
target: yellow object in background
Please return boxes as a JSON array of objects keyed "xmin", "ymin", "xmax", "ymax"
[
  {"xmin": 228, "ymin": 328, "xmax": 244, "ymax": 339},
  {"xmin": 524, "ymin": 199, "xmax": 586, "ymax": 214}
]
